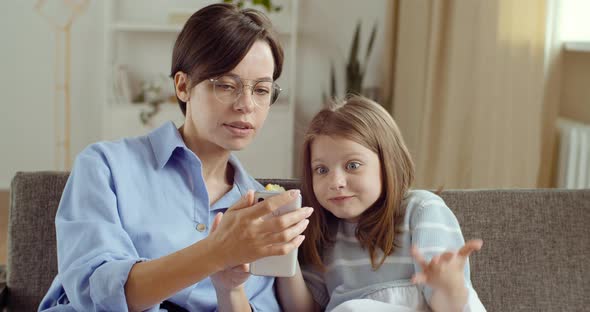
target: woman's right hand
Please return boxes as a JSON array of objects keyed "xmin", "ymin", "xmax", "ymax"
[{"xmin": 206, "ymin": 189, "xmax": 313, "ymax": 269}]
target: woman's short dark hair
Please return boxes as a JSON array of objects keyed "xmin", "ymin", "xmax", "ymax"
[{"xmin": 170, "ymin": 3, "xmax": 284, "ymax": 115}]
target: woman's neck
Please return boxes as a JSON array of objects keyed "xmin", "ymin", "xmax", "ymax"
[{"xmin": 179, "ymin": 125, "xmax": 232, "ymax": 185}]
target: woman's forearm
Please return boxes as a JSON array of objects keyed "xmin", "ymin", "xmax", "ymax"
[
  {"xmin": 125, "ymin": 237, "xmax": 226, "ymax": 312},
  {"xmin": 275, "ymin": 264, "xmax": 320, "ymax": 312}
]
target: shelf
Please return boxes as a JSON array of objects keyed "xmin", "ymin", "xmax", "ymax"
[{"xmin": 564, "ymin": 41, "xmax": 590, "ymax": 52}]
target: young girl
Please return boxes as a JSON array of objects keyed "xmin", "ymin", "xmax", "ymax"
[{"xmin": 276, "ymin": 95, "xmax": 486, "ymax": 312}]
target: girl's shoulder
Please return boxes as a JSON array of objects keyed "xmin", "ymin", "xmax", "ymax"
[
  {"xmin": 402, "ymin": 189, "xmax": 446, "ymax": 209},
  {"xmin": 402, "ymin": 190, "xmax": 459, "ymax": 227}
]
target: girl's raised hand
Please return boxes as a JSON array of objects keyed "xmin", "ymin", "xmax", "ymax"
[{"xmin": 410, "ymin": 239, "xmax": 483, "ymax": 294}]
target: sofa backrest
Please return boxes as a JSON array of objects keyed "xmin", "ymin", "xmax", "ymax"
[
  {"xmin": 7, "ymin": 172, "xmax": 590, "ymax": 311},
  {"xmin": 8, "ymin": 172, "xmax": 68, "ymax": 311}
]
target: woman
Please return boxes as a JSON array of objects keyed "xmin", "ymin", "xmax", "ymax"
[{"xmin": 39, "ymin": 3, "xmax": 311, "ymax": 311}]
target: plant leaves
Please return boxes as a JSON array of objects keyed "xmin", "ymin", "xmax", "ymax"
[
  {"xmin": 348, "ymin": 21, "xmax": 361, "ymax": 72},
  {"xmin": 365, "ymin": 22, "xmax": 377, "ymax": 63},
  {"xmin": 330, "ymin": 63, "xmax": 337, "ymax": 99}
]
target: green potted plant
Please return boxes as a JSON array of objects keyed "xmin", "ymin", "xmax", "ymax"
[
  {"xmin": 324, "ymin": 21, "xmax": 378, "ymax": 103},
  {"xmin": 222, "ymin": 0, "xmax": 282, "ymax": 12}
]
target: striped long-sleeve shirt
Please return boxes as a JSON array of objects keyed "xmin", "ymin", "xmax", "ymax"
[{"xmin": 302, "ymin": 190, "xmax": 486, "ymax": 311}]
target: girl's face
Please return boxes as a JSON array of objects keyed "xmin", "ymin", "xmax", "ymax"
[
  {"xmin": 310, "ymin": 135, "xmax": 383, "ymax": 222},
  {"xmin": 180, "ymin": 40, "xmax": 275, "ymax": 152}
]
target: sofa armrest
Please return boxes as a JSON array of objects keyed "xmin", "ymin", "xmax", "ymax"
[{"xmin": 0, "ymin": 281, "xmax": 7, "ymax": 309}]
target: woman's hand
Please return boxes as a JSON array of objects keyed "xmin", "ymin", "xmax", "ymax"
[
  {"xmin": 410, "ymin": 239, "xmax": 483, "ymax": 295},
  {"xmin": 206, "ymin": 190, "xmax": 313, "ymax": 270},
  {"xmin": 209, "ymin": 212, "xmax": 251, "ymax": 292}
]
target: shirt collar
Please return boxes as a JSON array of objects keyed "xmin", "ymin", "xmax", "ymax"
[
  {"xmin": 211, "ymin": 155, "xmax": 263, "ymax": 210},
  {"xmin": 147, "ymin": 121, "xmax": 261, "ymax": 187},
  {"xmin": 228, "ymin": 153, "xmax": 260, "ymax": 195},
  {"xmin": 147, "ymin": 121, "xmax": 263, "ymax": 204},
  {"xmin": 148, "ymin": 121, "xmax": 185, "ymax": 169}
]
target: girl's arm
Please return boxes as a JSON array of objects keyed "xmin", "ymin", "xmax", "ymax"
[
  {"xmin": 215, "ymin": 285, "xmax": 252, "ymax": 312},
  {"xmin": 429, "ymin": 286, "xmax": 469, "ymax": 312},
  {"xmin": 275, "ymin": 262, "xmax": 321, "ymax": 312},
  {"xmin": 408, "ymin": 193, "xmax": 485, "ymax": 312},
  {"xmin": 411, "ymin": 240, "xmax": 483, "ymax": 312}
]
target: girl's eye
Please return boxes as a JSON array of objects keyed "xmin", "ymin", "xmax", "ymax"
[
  {"xmin": 314, "ymin": 166, "xmax": 328, "ymax": 175},
  {"xmin": 346, "ymin": 162, "xmax": 361, "ymax": 170}
]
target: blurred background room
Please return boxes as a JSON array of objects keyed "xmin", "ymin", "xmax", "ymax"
[{"xmin": 1, "ymin": 0, "xmax": 589, "ymax": 267}]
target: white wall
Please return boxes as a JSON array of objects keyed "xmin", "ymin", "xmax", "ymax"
[
  {"xmin": 0, "ymin": 0, "xmax": 104, "ymax": 189},
  {"xmin": 294, "ymin": 0, "xmax": 389, "ymax": 175},
  {"xmin": 0, "ymin": 0, "xmax": 389, "ymax": 188}
]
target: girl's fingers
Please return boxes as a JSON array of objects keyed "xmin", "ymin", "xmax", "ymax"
[
  {"xmin": 234, "ymin": 271, "xmax": 251, "ymax": 279},
  {"xmin": 210, "ymin": 212, "xmax": 223, "ymax": 233},
  {"xmin": 412, "ymin": 272, "xmax": 427, "ymax": 284},
  {"xmin": 431, "ymin": 255, "xmax": 441, "ymax": 266},
  {"xmin": 410, "ymin": 245, "xmax": 428, "ymax": 270},
  {"xmin": 440, "ymin": 251, "xmax": 454, "ymax": 262},
  {"xmin": 458, "ymin": 239, "xmax": 483, "ymax": 258},
  {"xmin": 231, "ymin": 263, "xmax": 250, "ymax": 273}
]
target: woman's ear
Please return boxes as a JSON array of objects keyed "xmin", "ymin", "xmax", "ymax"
[{"xmin": 174, "ymin": 71, "xmax": 190, "ymax": 102}]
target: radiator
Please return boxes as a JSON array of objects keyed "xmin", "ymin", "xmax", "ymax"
[{"xmin": 557, "ymin": 118, "xmax": 590, "ymax": 189}]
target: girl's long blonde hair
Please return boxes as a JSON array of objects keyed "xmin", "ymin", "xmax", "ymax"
[{"xmin": 300, "ymin": 95, "xmax": 415, "ymax": 271}]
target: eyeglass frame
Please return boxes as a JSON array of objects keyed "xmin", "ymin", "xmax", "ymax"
[{"xmin": 208, "ymin": 74, "xmax": 282, "ymax": 108}]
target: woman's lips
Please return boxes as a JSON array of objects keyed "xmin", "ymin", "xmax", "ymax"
[{"xmin": 223, "ymin": 123, "xmax": 253, "ymax": 137}]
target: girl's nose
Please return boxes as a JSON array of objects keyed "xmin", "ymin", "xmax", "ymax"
[{"xmin": 329, "ymin": 171, "xmax": 346, "ymax": 190}]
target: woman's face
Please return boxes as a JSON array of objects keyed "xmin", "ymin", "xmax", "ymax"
[{"xmin": 182, "ymin": 40, "xmax": 275, "ymax": 152}]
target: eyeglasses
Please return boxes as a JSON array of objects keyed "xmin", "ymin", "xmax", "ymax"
[{"xmin": 209, "ymin": 75, "xmax": 282, "ymax": 108}]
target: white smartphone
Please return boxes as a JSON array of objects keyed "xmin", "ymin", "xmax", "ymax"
[{"xmin": 249, "ymin": 191, "xmax": 302, "ymax": 277}]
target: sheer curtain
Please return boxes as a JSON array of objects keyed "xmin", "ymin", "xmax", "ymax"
[{"xmin": 383, "ymin": 0, "xmax": 561, "ymax": 189}]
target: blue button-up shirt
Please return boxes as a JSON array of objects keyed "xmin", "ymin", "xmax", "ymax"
[{"xmin": 39, "ymin": 121, "xmax": 278, "ymax": 311}]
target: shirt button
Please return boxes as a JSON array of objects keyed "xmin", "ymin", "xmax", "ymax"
[{"xmin": 196, "ymin": 223, "xmax": 207, "ymax": 232}]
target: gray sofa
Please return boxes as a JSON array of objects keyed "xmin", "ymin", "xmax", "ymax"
[{"xmin": 1, "ymin": 171, "xmax": 589, "ymax": 311}]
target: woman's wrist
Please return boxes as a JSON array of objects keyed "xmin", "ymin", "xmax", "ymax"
[{"xmin": 200, "ymin": 235, "xmax": 230, "ymax": 272}]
